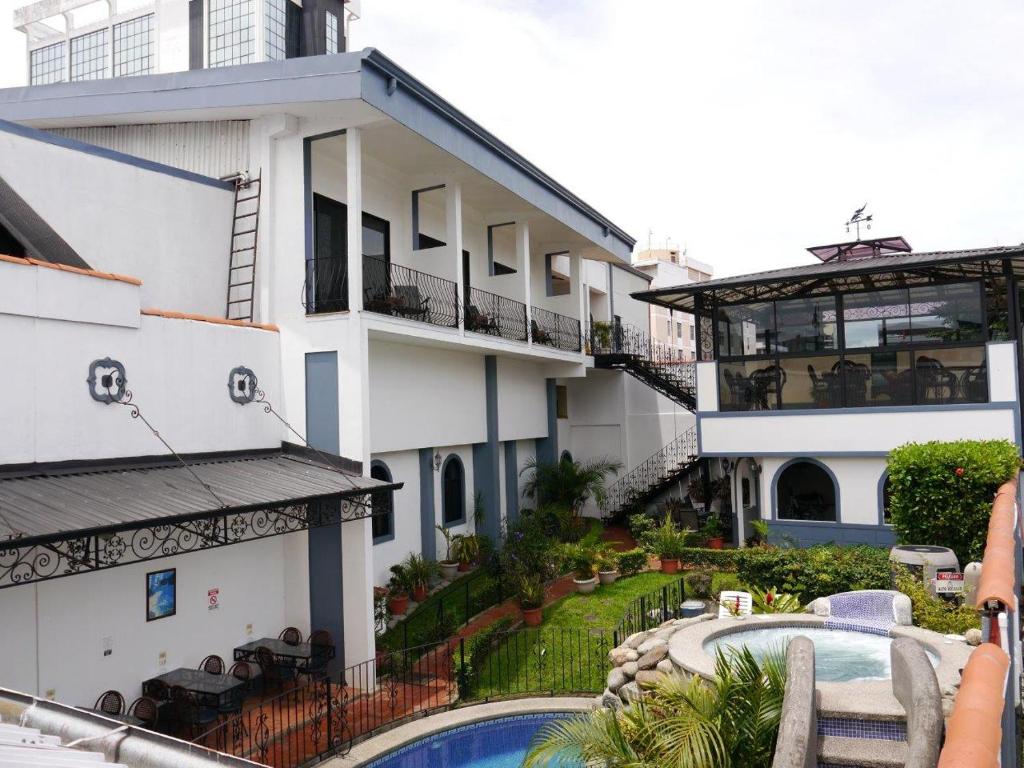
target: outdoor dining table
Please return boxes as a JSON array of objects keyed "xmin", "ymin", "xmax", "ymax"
[
  {"xmin": 142, "ymin": 668, "xmax": 247, "ymax": 710},
  {"xmin": 233, "ymin": 638, "xmax": 335, "ymax": 666}
]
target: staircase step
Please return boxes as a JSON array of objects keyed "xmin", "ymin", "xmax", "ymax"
[
  {"xmin": 818, "ymin": 717, "xmax": 906, "ymax": 742},
  {"xmin": 817, "ymin": 736, "xmax": 907, "ymax": 768}
]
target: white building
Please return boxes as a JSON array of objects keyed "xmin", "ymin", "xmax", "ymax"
[
  {"xmin": 14, "ymin": 0, "xmax": 361, "ymax": 85},
  {"xmin": 635, "ymin": 236, "xmax": 1024, "ymax": 547},
  {"xmin": 632, "ymin": 247, "xmax": 713, "ymax": 360},
  {"xmin": 0, "ymin": 49, "xmax": 692, "ymax": 709}
]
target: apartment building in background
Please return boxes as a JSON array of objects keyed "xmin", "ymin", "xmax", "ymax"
[{"xmin": 632, "ymin": 247, "xmax": 713, "ymax": 360}]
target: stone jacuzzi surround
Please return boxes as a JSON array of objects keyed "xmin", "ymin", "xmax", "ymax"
[{"xmin": 667, "ymin": 614, "xmax": 973, "ymax": 719}]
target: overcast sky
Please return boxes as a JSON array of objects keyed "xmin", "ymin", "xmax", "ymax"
[{"xmin": 1, "ymin": 1, "xmax": 1022, "ymax": 277}]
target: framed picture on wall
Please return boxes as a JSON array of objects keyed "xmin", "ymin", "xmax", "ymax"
[{"xmin": 146, "ymin": 568, "xmax": 176, "ymax": 622}]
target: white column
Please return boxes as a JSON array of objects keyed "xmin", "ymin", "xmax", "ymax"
[
  {"xmin": 342, "ymin": 515, "xmax": 376, "ymax": 673},
  {"xmin": 346, "ymin": 128, "xmax": 363, "ymax": 312},
  {"xmin": 517, "ymin": 221, "xmax": 531, "ymax": 343},
  {"xmin": 571, "ymin": 252, "xmax": 585, "ymax": 320},
  {"xmin": 446, "ymin": 182, "xmax": 464, "ymax": 331}
]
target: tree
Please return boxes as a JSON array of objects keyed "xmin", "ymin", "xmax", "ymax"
[{"xmin": 519, "ymin": 456, "xmax": 622, "ymax": 517}]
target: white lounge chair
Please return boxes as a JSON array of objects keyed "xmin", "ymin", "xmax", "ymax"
[{"xmin": 718, "ymin": 590, "xmax": 753, "ymax": 618}]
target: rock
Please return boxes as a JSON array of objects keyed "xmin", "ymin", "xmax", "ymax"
[
  {"xmin": 656, "ymin": 659, "xmax": 674, "ymax": 675},
  {"xmin": 621, "ymin": 662, "xmax": 639, "ymax": 678},
  {"xmin": 600, "ymin": 689, "xmax": 621, "ymax": 710},
  {"xmin": 608, "ymin": 647, "xmax": 639, "ymax": 665},
  {"xmin": 673, "ymin": 614, "xmax": 713, "ymax": 628},
  {"xmin": 623, "ymin": 632, "xmax": 647, "ymax": 649},
  {"xmin": 808, "ymin": 597, "xmax": 830, "ymax": 617},
  {"xmin": 654, "ymin": 627, "xmax": 677, "ymax": 641},
  {"xmin": 618, "ymin": 682, "xmax": 642, "ymax": 703},
  {"xmin": 892, "ymin": 592, "xmax": 913, "ymax": 626},
  {"xmin": 965, "ymin": 628, "xmax": 982, "ymax": 646},
  {"xmin": 659, "ymin": 619, "xmax": 676, "ymax": 629},
  {"xmin": 637, "ymin": 645, "xmax": 669, "ymax": 670},
  {"xmin": 637, "ymin": 636, "xmax": 668, "ymax": 655},
  {"xmin": 634, "ymin": 670, "xmax": 663, "ymax": 687},
  {"xmin": 607, "ymin": 667, "xmax": 629, "ymax": 693}
]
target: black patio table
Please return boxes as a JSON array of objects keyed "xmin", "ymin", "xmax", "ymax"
[
  {"xmin": 233, "ymin": 638, "xmax": 335, "ymax": 665},
  {"xmin": 142, "ymin": 668, "xmax": 247, "ymax": 710}
]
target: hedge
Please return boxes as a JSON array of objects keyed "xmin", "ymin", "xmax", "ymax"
[
  {"xmin": 735, "ymin": 545, "xmax": 891, "ymax": 602},
  {"xmin": 887, "ymin": 439, "xmax": 1020, "ymax": 565},
  {"xmin": 679, "ymin": 547, "xmax": 741, "ymax": 571}
]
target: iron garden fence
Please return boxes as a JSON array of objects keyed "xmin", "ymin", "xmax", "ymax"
[{"xmin": 614, "ymin": 576, "xmax": 688, "ymax": 644}]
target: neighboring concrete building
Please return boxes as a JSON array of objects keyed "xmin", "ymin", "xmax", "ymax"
[
  {"xmin": 635, "ymin": 235, "xmax": 1024, "ymax": 547},
  {"xmin": 632, "ymin": 247, "xmax": 713, "ymax": 360},
  {"xmin": 14, "ymin": 0, "xmax": 360, "ymax": 85}
]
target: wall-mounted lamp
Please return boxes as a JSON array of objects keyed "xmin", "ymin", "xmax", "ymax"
[
  {"xmin": 433, "ymin": 451, "xmax": 443, "ymax": 471},
  {"xmin": 750, "ymin": 462, "xmax": 762, "ymax": 476},
  {"xmin": 719, "ymin": 457, "xmax": 733, "ymax": 474}
]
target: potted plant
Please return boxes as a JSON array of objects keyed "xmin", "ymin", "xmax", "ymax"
[
  {"xmin": 517, "ymin": 575, "xmax": 545, "ymax": 626},
  {"xmin": 563, "ymin": 543, "xmax": 598, "ymax": 593},
  {"xmin": 702, "ymin": 513, "xmax": 726, "ymax": 550},
  {"xmin": 596, "ymin": 545, "xmax": 620, "ymax": 585},
  {"xmin": 653, "ymin": 515, "xmax": 688, "ymax": 574},
  {"xmin": 452, "ymin": 534, "xmax": 479, "ymax": 572},
  {"xmin": 435, "ymin": 525, "xmax": 460, "ymax": 580},
  {"xmin": 403, "ymin": 553, "xmax": 437, "ymax": 602},
  {"xmin": 628, "ymin": 512, "xmax": 661, "ymax": 571},
  {"xmin": 687, "ymin": 478, "xmax": 706, "ymax": 511},
  {"xmin": 386, "ymin": 564, "xmax": 411, "ymax": 616}
]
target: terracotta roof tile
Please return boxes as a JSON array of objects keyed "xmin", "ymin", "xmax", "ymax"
[
  {"xmin": 0, "ymin": 252, "xmax": 142, "ymax": 286},
  {"xmin": 141, "ymin": 307, "xmax": 279, "ymax": 332}
]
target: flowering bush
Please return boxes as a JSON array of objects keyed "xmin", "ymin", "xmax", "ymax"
[
  {"xmin": 736, "ymin": 544, "xmax": 890, "ymax": 602},
  {"xmin": 887, "ymin": 439, "xmax": 1020, "ymax": 565},
  {"xmin": 750, "ymin": 585, "xmax": 802, "ymax": 613}
]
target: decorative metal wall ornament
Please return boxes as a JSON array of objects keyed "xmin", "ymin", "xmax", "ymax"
[
  {"xmin": 227, "ymin": 366, "xmax": 258, "ymax": 404},
  {"xmin": 87, "ymin": 358, "xmax": 128, "ymax": 403}
]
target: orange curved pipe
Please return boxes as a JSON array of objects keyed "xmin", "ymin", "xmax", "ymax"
[
  {"xmin": 938, "ymin": 643, "xmax": 1009, "ymax": 768},
  {"xmin": 975, "ymin": 479, "xmax": 1019, "ymax": 611}
]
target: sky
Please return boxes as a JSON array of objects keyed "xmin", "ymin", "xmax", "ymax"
[{"xmin": 1, "ymin": 0, "xmax": 1022, "ymax": 278}]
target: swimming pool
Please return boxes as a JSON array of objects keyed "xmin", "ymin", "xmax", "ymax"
[
  {"xmin": 363, "ymin": 713, "xmax": 573, "ymax": 768},
  {"xmin": 704, "ymin": 626, "xmax": 939, "ymax": 682}
]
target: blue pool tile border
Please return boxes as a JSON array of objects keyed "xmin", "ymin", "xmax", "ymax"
[{"xmin": 818, "ymin": 717, "xmax": 907, "ymax": 742}]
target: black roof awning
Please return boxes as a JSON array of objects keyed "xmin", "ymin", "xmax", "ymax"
[
  {"xmin": 633, "ymin": 244, "xmax": 1024, "ymax": 313},
  {"xmin": 0, "ymin": 449, "xmax": 401, "ymax": 589}
]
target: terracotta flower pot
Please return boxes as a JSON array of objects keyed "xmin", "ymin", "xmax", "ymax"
[
  {"xmin": 412, "ymin": 584, "xmax": 428, "ymax": 602},
  {"xmin": 522, "ymin": 607, "xmax": 543, "ymax": 627},
  {"xmin": 388, "ymin": 594, "xmax": 409, "ymax": 615},
  {"xmin": 458, "ymin": 561, "xmax": 471, "ymax": 572},
  {"xmin": 598, "ymin": 570, "xmax": 619, "ymax": 586},
  {"xmin": 706, "ymin": 537, "xmax": 725, "ymax": 550},
  {"xmin": 660, "ymin": 558, "xmax": 681, "ymax": 574},
  {"xmin": 574, "ymin": 576, "xmax": 598, "ymax": 594},
  {"xmin": 439, "ymin": 562, "xmax": 459, "ymax": 581}
]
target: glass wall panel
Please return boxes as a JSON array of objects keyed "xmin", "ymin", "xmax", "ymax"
[
  {"xmin": 907, "ymin": 283, "xmax": 984, "ymax": 344},
  {"xmin": 717, "ymin": 302, "xmax": 774, "ymax": 357},
  {"xmin": 842, "ymin": 288, "xmax": 910, "ymax": 348},
  {"xmin": 843, "ymin": 350, "xmax": 914, "ymax": 406},
  {"xmin": 113, "ymin": 15, "xmax": 154, "ymax": 77},
  {"xmin": 914, "ymin": 346, "xmax": 987, "ymax": 404},
  {"xmin": 775, "ymin": 297, "xmax": 837, "ymax": 354},
  {"xmin": 778, "ymin": 355, "xmax": 842, "ymax": 409},
  {"xmin": 719, "ymin": 360, "xmax": 781, "ymax": 411}
]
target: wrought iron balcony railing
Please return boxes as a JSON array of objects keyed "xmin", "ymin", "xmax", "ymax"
[
  {"xmin": 303, "ymin": 255, "xmax": 350, "ymax": 314},
  {"xmin": 464, "ymin": 286, "xmax": 528, "ymax": 342},
  {"xmin": 363, "ymin": 255, "xmax": 460, "ymax": 329},
  {"xmin": 601, "ymin": 426, "xmax": 699, "ymax": 519},
  {"xmin": 530, "ymin": 305, "xmax": 582, "ymax": 352},
  {"xmin": 589, "ymin": 320, "xmax": 697, "ymax": 409}
]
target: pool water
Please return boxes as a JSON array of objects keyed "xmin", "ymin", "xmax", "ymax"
[
  {"xmin": 364, "ymin": 713, "xmax": 574, "ymax": 768},
  {"xmin": 704, "ymin": 627, "xmax": 939, "ymax": 682}
]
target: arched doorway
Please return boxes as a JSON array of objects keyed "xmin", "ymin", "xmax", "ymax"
[{"xmin": 774, "ymin": 459, "xmax": 838, "ymax": 522}]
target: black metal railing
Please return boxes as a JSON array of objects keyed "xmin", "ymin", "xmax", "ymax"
[
  {"xmin": 363, "ymin": 255, "xmax": 460, "ymax": 328},
  {"xmin": 303, "ymin": 255, "xmax": 349, "ymax": 314},
  {"xmin": 614, "ymin": 576, "xmax": 687, "ymax": 643},
  {"xmin": 464, "ymin": 286, "xmax": 528, "ymax": 342},
  {"xmin": 589, "ymin": 320, "xmax": 697, "ymax": 408},
  {"xmin": 602, "ymin": 427, "xmax": 699, "ymax": 520},
  {"xmin": 531, "ymin": 305, "xmax": 582, "ymax": 352}
]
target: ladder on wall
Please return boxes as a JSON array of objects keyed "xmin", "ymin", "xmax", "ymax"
[{"xmin": 225, "ymin": 172, "xmax": 262, "ymax": 322}]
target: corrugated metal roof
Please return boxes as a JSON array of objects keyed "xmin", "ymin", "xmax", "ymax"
[
  {"xmin": 634, "ymin": 244, "xmax": 1024, "ymax": 310},
  {"xmin": 0, "ymin": 453, "xmax": 394, "ymax": 543}
]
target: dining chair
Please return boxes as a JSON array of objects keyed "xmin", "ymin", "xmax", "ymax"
[
  {"xmin": 94, "ymin": 690, "xmax": 125, "ymax": 717},
  {"xmin": 198, "ymin": 654, "xmax": 225, "ymax": 675},
  {"xmin": 170, "ymin": 686, "xmax": 218, "ymax": 739},
  {"xmin": 298, "ymin": 630, "xmax": 334, "ymax": 682},
  {"xmin": 255, "ymin": 646, "xmax": 289, "ymax": 692},
  {"xmin": 279, "ymin": 627, "xmax": 303, "ymax": 646},
  {"xmin": 127, "ymin": 696, "xmax": 160, "ymax": 729}
]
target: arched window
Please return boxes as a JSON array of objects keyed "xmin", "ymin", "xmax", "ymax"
[
  {"xmin": 560, "ymin": 450, "xmax": 574, "ymax": 465},
  {"xmin": 441, "ymin": 455, "xmax": 466, "ymax": 526},
  {"xmin": 370, "ymin": 461, "xmax": 394, "ymax": 543},
  {"xmin": 775, "ymin": 460, "xmax": 837, "ymax": 522},
  {"xmin": 880, "ymin": 473, "xmax": 893, "ymax": 525}
]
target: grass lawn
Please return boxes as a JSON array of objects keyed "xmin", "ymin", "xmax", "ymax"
[{"xmin": 543, "ymin": 571, "xmax": 682, "ymax": 628}]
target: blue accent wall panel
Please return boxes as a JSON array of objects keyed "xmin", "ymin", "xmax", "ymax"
[
  {"xmin": 304, "ymin": 351, "xmax": 344, "ymax": 671},
  {"xmin": 418, "ymin": 448, "xmax": 436, "ymax": 560},
  {"xmin": 473, "ymin": 356, "xmax": 502, "ymax": 542},
  {"xmin": 535, "ymin": 378, "xmax": 558, "ymax": 466},
  {"xmin": 767, "ymin": 520, "xmax": 896, "ymax": 548},
  {"xmin": 504, "ymin": 441, "xmax": 519, "ymax": 525}
]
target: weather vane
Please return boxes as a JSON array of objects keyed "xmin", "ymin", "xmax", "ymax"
[{"xmin": 845, "ymin": 204, "xmax": 873, "ymax": 240}]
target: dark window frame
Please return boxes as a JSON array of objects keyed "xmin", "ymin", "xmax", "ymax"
[
  {"xmin": 441, "ymin": 454, "xmax": 466, "ymax": 527},
  {"xmin": 556, "ymin": 385, "xmax": 568, "ymax": 419},
  {"xmin": 774, "ymin": 459, "xmax": 838, "ymax": 523},
  {"xmin": 370, "ymin": 460, "xmax": 395, "ymax": 544}
]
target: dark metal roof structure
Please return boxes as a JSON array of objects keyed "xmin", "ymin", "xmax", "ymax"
[
  {"xmin": 633, "ymin": 244, "xmax": 1024, "ymax": 312},
  {"xmin": 0, "ymin": 171, "xmax": 89, "ymax": 268},
  {"xmin": 0, "ymin": 449, "xmax": 401, "ymax": 589}
]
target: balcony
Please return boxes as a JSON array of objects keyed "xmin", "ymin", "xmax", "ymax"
[
  {"xmin": 530, "ymin": 305, "xmax": 581, "ymax": 352},
  {"xmin": 464, "ymin": 285, "xmax": 528, "ymax": 342}
]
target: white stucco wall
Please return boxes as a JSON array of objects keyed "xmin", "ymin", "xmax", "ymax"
[
  {"xmin": 369, "ymin": 449, "xmax": 423, "ymax": 585},
  {"xmin": 758, "ymin": 455, "xmax": 889, "ymax": 527},
  {"xmin": 496, "ymin": 357, "xmax": 548, "ymax": 442},
  {"xmin": 610, "ymin": 267, "xmax": 651, "ymax": 329},
  {"xmin": 0, "ymin": 130, "xmax": 234, "ymax": 316},
  {"xmin": 0, "ymin": 534, "xmax": 307, "ymax": 708}
]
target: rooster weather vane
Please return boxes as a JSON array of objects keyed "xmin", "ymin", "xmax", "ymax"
[{"xmin": 845, "ymin": 204, "xmax": 873, "ymax": 241}]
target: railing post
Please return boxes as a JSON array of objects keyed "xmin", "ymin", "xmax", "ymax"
[
  {"xmin": 662, "ymin": 585, "xmax": 668, "ymax": 623},
  {"xmin": 325, "ymin": 676, "xmax": 333, "ymax": 752},
  {"xmin": 465, "ymin": 579, "xmax": 470, "ymax": 623}
]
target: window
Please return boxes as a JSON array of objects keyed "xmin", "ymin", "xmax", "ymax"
[
  {"xmin": 776, "ymin": 460, "xmax": 837, "ymax": 522},
  {"xmin": 560, "ymin": 450, "xmax": 574, "ymax": 464},
  {"xmin": 264, "ymin": 0, "xmax": 287, "ymax": 61},
  {"xmin": 70, "ymin": 29, "xmax": 108, "ymax": 81},
  {"xmin": 676, "ymin": 321, "xmax": 683, "ymax": 339},
  {"xmin": 775, "ymin": 296, "xmax": 837, "ymax": 353},
  {"xmin": 880, "ymin": 473, "xmax": 893, "ymax": 525},
  {"xmin": 30, "ymin": 42, "xmax": 66, "ymax": 85},
  {"xmin": 441, "ymin": 455, "xmax": 466, "ymax": 526},
  {"xmin": 488, "ymin": 222, "xmax": 517, "ymax": 276},
  {"xmin": 113, "ymin": 15, "xmax": 154, "ymax": 77},
  {"xmin": 689, "ymin": 325, "xmax": 695, "ymax": 341},
  {"xmin": 546, "ymin": 252, "xmax": 571, "ymax": 296},
  {"xmin": 556, "ymin": 385, "xmax": 568, "ymax": 419},
  {"xmin": 741, "ymin": 477, "xmax": 751, "ymax": 507},
  {"xmin": 370, "ymin": 462, "xmax": 394, "ymax": 542},
  {"xmin": 326, "ymin": 10, "xmax": 339, "ymax": 54},
  {"xmin": 209, "ymin": 0, "xmax": 255, "ymax": 67},
  {"xmin": 717, "ymin": 302, "xmax": 774, "ymax": 357}
]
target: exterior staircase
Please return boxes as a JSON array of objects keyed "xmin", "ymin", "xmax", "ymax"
[
  {"xmin": 589, "ymin": 321, "xmax": 697, "ymax": 410},
  {"xmin": 817, "ymin": 714, "xmax": 909, "ymax": 767},
  {"xmin": 601, "ymin": 427, "xmax": 699, "ymax": 521}
]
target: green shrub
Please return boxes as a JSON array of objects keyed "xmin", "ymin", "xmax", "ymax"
[
  {"xmin": 736, "ymin": 545, "xmax": 891, "ymax": 602},
  {"xmin": 685, "ymin": 570, "xmax": 712, "ymax": 599},
  {"xmin": 460, "ymin": 616, "xmax": 514, "ymax": 695},
  {"xmin": 712, "ymin": 572, "xmax": 742, "ymax": 601},
  {"xmin": 499, "ymin": 512, "xmax": 561, "ymax": 584},
  {"xmin": 893, "ymin": 566, "xmax": 980, "ymax": 635},
  {"xmin": 617, "ymin": 548, "xmax": 647, "ymax": 577},
  {"xmin": 887, "ymin": 439, "xmax": 1020, "ymax": 565},
  {"xmin": 628, "ymin": 513, "xmax": 658, "ymax": 552},
  {"xmin": 680, "ymin": 547, "xmax": 741, "ymax": 571}
]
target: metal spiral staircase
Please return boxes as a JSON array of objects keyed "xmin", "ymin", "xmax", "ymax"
[
  {"xmin": 601, "ymin": 426, "xmax": 700, "ymax": 522},
  {"xmin": 589, "ymin": 321, "xmax": 697, "ymax": 410}
]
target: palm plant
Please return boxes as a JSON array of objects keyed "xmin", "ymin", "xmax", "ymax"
[
  {"xmin": 524, "ymin": 646, "xmax": 786, "ymax": 768},
  {"xmin": 520, "ymin": 456, "xmax": 622, "ymax": 517}
]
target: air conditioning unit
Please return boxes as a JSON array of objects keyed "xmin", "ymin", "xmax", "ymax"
[{"xmin": 889, "ymin": 544, "xmax": 960, "ymax": 598}]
